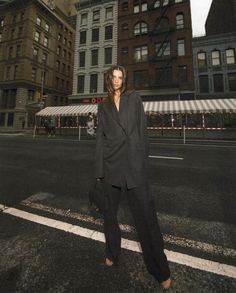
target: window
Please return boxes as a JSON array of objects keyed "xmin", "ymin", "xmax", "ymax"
[
  {"xmin": 122, "ymin": 2, "xmax": 128, "ymax": 11},
  {"xmin": 11, "ymin": 29, "xmax": 15, "ymax": 39},
  {"xmin": 155, "ymin": 17, "xmax": 169, "ymax": 31},
  {"xmin": 122, "ymin": 47, "xmax": 128, "ymax": 54},
  {"xmin": 228, "ymin": 73, "xmax": 236, "ymax": 91},
  {"xmin": 213, "ymin": 74, "xmax": 224, "ymax": 92},
  {"xmin": 33, "ymin": 48, "xmax": 38, "ymax": 59},
  {"xmin": 58, "ymin": 33, "xmax": 62, "ymax": 40},
  {"xmin": 56, "ymin": 61, "xmax": 60, "ymax": 71},
  {"xmin": 13, "ymin": 65, "xmax": 18, "ymax": 79},
  {"xmin": 134, "ymin": 45, "xmax": 148, "ymax": 62},
  {"xmin": 57, "ymin": 46, "xmax": 61, "ymax": 55},
  {"xmin": 199, "ymin": 75, "xmax": 209, "ymax": 93},
  {"xmin": 155, "ymin": 41, "xmax": 170, "ymax": 57},
  {"xmin": 16, "ymin": 45, "xmax": 21, "ymax": 57},
  {"xmin": 63, "ymin": 38, "xmax": 67, "ymax": 45},
  {"xmin": 90, "ymin": 74, "xmax": 98, "ymax": 93},
  {"xmin": 63, "ymin": 49, "xmax": 66, "ymax": 58},
  {"xmin": 176, "ymin": 13, "xmax": 184, "ymax": 29},
  {"xmin": 81, "ymin": 13, "xmax": 87, "ymax": 25},
  {"xmin": 18, "ymin": 27, "xmax": 23, "ymax": 37},
  {"xmin": 42, "ymin": 53, "xmax": 48, "ymax": 64},
  {"xmin": 32, "ymin": 68, "xmax": 37, "ymax": 82},
  {"xmin": 134, "ymin": 4, "xmax": 139, "ymax": 13},
  {"xmin": 93, "ymin": 10, "xmax": 100, "ymax": 22},
  {"xmin": 134, "ymin": 70, "xmax": 149, "ymax": 89},
  {"xmin": 154, "ymin": 0, "xmax": 160, "ymax": 8},
  {"xmin": 6, "ymin": 66, "xmax": 11, "ymax": 80},
  {"xmin": 156, "ymin": 67, "xmax": 172, "ymax": 85},
  {"xmin": 178, "ymin": 65, "xmax": 187, "ymax": 83},
  {"xmin": 67, "ymin": 65, "xmax": 71, "ymax": 76},
  {"xmin": 163, "ymin": 0, "xmax": 169, "ymax": 6},
  {"xmin": 77, "ymin": 75, "xmax": 85, "ymax": 93},
  {"xmin": 79, "ymin": 51, "xmax": 85, "ymax": 67},
  {"xmin": 141, "ymin": 2, "xmax": 147, "ymax": 11},
  {"xmin": 106, "ymin": 6, "xmax": 113, "ymax": 19},
  {"xmin": 105, "ymin": 25, "xmax": 113, "ymax": 40},
  {"xmin": 28, "ymin": 90, "xmax": 35, "ymax": 101},
  {"xmin": 0, "ymin": 113, "xmax": 5, "ymax": 126},
  {"xmin": 175, "ymin": 0, "xmax": 183, "ymax": 2},
  {"xmin": 45, "ymin": 23, "xmax": 50, "ymax": 32},
  {"xmin": 36, "ymin": 17, "xmax": 41, "ymax": 26},
  {"xmin": 8, "ymin": 47, "xmax": 13, "ymax": 59},
  {"xmin": 0, "ymin": 18, "xmax": 4, "ymax": 27},
  {"xmin": 177, "ymin": 39, "xmax": 185, "ymax": 56},
  {"xmin": 62, "ymin": 63, "xmax": 66, "ymax": 72},
  {"xmin": 12, "ymin": 15, "xmax": 17, "ymax": 23},
  {"xmin": 7, "ymin": 113, "xmax": 14, "ymax": 127},
  {"xmin": 197, "ymin": 52, "xmax": 207, "ymax": 69},
  {"xmin": 226, "ymin": 49, "xmax": 235, "ymax": 64},
  {"xmin": 43, "ymin": 37, "xmax": 48, "ymax": 47},
  {"xmin": 68, "ymin": 52, "xmax": 71, "ymax": 61},
  {"xmin": 211, "ymin": 50, "xmax": 221, "ymax": 66},
  {"xmin": 91, "ymin": 49, "xmax": 98, "ymax": 66},
  {"xmin": 134, "ymin": 22, "xmax": 148, "ymax": 36},
  {"xmin": 92, "ymin": 28, "xmax": 99, "ymax": 42},
  {"xmin": 105, "ymin": 47, "xmax": 112, "ymax": 64},
  {"xmin": 80, "ymin": 31, "xmax": 87, "ymax": 44},
  {"xmin": 34, "ymin": 31, "xmax": 40, "ymax": 42},
  {"xmin": 0, "ymin": 33, "xmax": 2, "ymax": 42}
]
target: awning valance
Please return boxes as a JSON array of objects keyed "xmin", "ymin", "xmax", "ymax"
[
  {"xmin": 36, "ymin": 104, "xmax": 98, "ymax": 117},
  {"xmin": 36, "ymin": 98, "xmax": 236, "ymax": 117},
  {"xmin": 143, "ymin": 98, "xmax": 236, "ymax": 114}
]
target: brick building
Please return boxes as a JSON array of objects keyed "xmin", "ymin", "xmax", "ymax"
[
  {"xmin": 118, "ymin": 0, "xmax": 194, "ymax": 101},
  {"xmin": 0, "ymin": 0, "xmax": 75, "ymax": 130}
]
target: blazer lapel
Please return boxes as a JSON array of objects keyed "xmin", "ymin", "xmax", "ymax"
[{"xmin": 103, "ymin": 96, "xmax": 128, "ymax": 135}]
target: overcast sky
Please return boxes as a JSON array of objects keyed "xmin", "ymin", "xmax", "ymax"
[{"xmin": 190, "ymin": 0, "xmax": 213, "ymax": 37}]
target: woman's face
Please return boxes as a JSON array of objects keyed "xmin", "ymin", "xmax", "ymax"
[{"xmin": 112, "ymin": 69, "xmax": 123, "ymax": 92}]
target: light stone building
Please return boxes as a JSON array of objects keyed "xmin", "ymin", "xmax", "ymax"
[{"xmin": 69, "ymin": 0, "xmax": 118, "ymax": 104}]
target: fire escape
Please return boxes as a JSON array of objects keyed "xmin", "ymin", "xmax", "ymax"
[{"xmin": 149, "ymin": 0, "xmax": 177, "ymax": 88}]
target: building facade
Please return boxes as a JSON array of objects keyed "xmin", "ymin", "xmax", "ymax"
[
  {"xmin": 205, "ymin": 0, "xmax": 236, "ymax": 36},
  {"xmin": 69, "ymin": 0, "xmax": 118, "ymax": 104},
  {"xmin": 193, "ymin": 32, "xmax": 236, "ymax": 99},
  {"xmin": 118, "ymin": 0, "xmax": 194, "ymax": 101},
  {"xmin": 0, "ymin": 0, "xmax": 75, "ymax": 130}
]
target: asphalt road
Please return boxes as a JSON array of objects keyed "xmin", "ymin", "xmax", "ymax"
[{"xmin": 0, "ymin": 135, "xmax": 235, "ymax": 292}]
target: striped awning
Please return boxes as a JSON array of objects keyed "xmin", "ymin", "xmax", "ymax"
[
  {"xmin": 36, "ymin": 104, "xmax": 98, "ymax": 117},
  {"xmin": 36, "ymin": 98, "xmax": 236, "ymax": 117},
  {"xmin": 143, "ymin": 98, "xmax": 236, "ymax": 114}
]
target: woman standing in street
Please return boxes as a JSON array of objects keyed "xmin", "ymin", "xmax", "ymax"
[{"xmin": 95, "ymin": 65, "xmax": 171, "ymax": 290}]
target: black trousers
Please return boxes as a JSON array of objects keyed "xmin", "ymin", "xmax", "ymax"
[{"xmin": 103, "ymin": 183, "xmax": 170, "ymax": 283}]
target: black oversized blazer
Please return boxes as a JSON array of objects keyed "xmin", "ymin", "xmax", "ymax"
[{"xmin": 95, "ymin": 91, "xmax": 149, "ymax": 189}]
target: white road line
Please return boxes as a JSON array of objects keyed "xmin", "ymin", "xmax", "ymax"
[
  {"xmin": 21, "ymin": 201, "xmax": 236, "ymax": 259},
  {"xmin": 149, "ymin": 155, "xmax": 184, "ymax": 160},
  {"xmin": 1, "ymin": 204, "xmax": 236, "ymax": 279}
]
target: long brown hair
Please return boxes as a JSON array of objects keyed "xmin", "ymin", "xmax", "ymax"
[{"xmin": 104, "ymin": 65, "xmax": 127, "ymax": 104}]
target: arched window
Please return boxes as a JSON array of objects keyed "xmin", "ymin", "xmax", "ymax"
[
  {"xmin": 154, "ymin": 0, "xmax": 161, "ymax": 8},
  {"xmin": 176, "ymin": 13, "xmax": 184, "ymax": 29},
  {"xmin": 134, "ymin": 22, "xmax": 148, "ymax": 36},
  {"xmin": 155, "ymin": 17, "xmax": 169, "ymax": 31}
]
